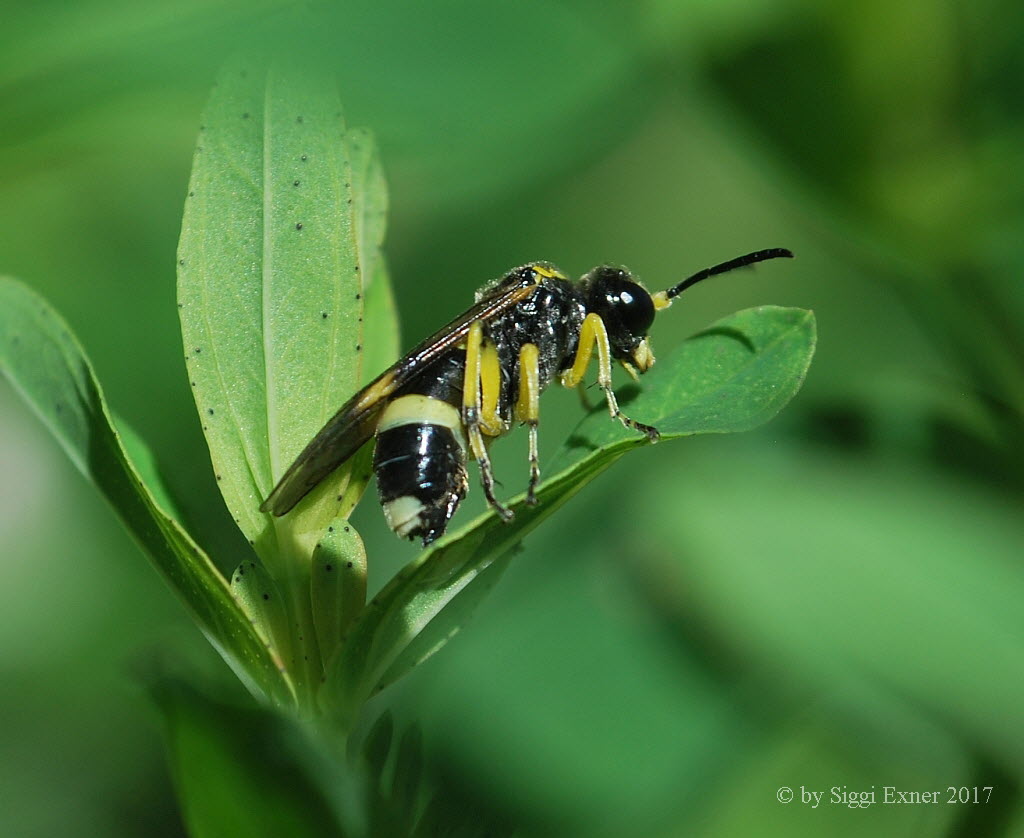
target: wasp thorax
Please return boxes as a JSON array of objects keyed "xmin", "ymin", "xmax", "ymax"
[{"xmin": 583, "ymin": 266, "xmax": 656, "ymax": 358}]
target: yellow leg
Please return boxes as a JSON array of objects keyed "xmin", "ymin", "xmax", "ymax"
[
  {"xmin": 560, "ymin": 313, "xmax": 660, "ymax": 441},
  {"xmin": 515, "ymin": 343, "xmax": 541, "ymax": 505},
  {"xmin": 463, "ymin": 322, "xmax": 513, "ymax": 520},
  {"xmin": 479, "ymin": 340, "xmax": 506, "ymax": 436}
]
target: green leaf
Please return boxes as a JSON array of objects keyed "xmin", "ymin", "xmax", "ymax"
[
  {"xmin": 635, "ymin": 440, "xmax": 1024, "ymax": 770},
  {"xmin": 0, "ymin": 276, "xmax": 293, "ymax": 706},
  {"xmin": 177, "ymin": 54, "xmax": 392, "ymax": 557},
  {"xmin": 153, "ymin": 679, "xmax": 363, "ymax": 838},
  {"xmin": 311, "ymin": 522, "xmax": 368, "ymax": 673},
  {"xmin": 326, "ymin": 306, "xmax": 816, "ymax": 721},
  {"xmin": 229, "ymin": 560, "xmax": 291, "ymax": 676}
]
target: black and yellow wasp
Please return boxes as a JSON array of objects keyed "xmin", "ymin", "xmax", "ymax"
[{"xmin": 262, "ymin": 249, "xmax": 792, "ymax": 544}]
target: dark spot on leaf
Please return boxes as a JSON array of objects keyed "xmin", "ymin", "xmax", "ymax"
[
  {"xmin": 355, "ymin": 293, "xmax": 361, "ymax": 300},
  {"xmin": 188, "ymin": 191, "xmax": 195, "ymax": 197},
  {"xmin": 178, "ymin": 303, "xmax": 183, "ymax": 308},
  {"xmin": 295, "ymin": 222, "xmax": 303, "ymax": 230},
  {"xmin": 354, "ymin": 265, "xmax": 360, "ymax": 272},
  {"xmin": 355, "ymin": 344, "xmax": 361, "ymax": 351},
  {"xmin": 194, "ymin": 347, "xmax": 201, "ymax": 354},
  {"xmin": 337, "ymin": 494, "xmax": 343, "ymax": 501},
  {"xmin": 325, "ymin": 564, "xmax": 333, "ymax": 572},
  {"xmin": 321, "ymin": 311, "xmax": 328, "ymax": 319},
  {"xmin": 346, "ymin": 198, "xmax": 352, "ymax": 205},
  {"xmin": 249, "ymin": 562, "xmax": 255, "ymax": 568},
  {"xmin": 328, "ymin": 526, "xmax": 333, "ymax": 532},
  {"xmin": 190, "ymin": 381, "xmax": 196, "ymax": 387},
  {"xmin": 238, "ymin": 565, "xmax": 245, "ymax": 574},
  {"xmin": 346, "ymin": 561, "xmax": 353, "ymax": 568},
  {"xmin": 296, "ymin": 115, "xmax": 303, "ymax": 123},
  {"xmin": 300, "ymin": 154, "xmax": 307, "ymax": 161},
  {"xmin": 242, "ymin": 112, "xmax": 250, "ymax": 119},
  {"xmin": 196, "ymin": 146, "xmax": 203, "ymax": 152},
  {"xmin": 345, "ymin": 182, "xmax": 350, "ymax": 188},
  {"xmin": 343, "ymin": 525, "xmax": 349, "ymax": 532},
  {"xmin": 262, "ymin": 593, "xmax": 269, "ymax": 601},
  {"xmin": 178, "ymin": 259, "xmax": 185, "ymax": 266},
  {"xmin": 293, "ymin": 180, "xmax": 300, "ymax": 187},
  {"xmin": 208, "ymin": 408, "xmax": 214, "ymax": 415},
  {"xmin": 216, "ymin": 474, "xmax": 222, "ymax": 481}
]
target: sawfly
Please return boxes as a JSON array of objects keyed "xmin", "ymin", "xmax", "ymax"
[{"xmin": 262, "ymin": 248, "xmax": 792, "ymax": 544}]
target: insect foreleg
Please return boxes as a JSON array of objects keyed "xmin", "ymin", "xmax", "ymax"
[
  {"xmin": 560, "ymin": 313, "xmax": 659, "ymax": 441},
  {"xmin": 463, "ymin": 321, "xmax": 514, "ymax": 521}
]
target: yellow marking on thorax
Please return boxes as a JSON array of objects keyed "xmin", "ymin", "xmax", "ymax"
[{"xmin": 530, "ymin": 263, "xmax": 566, "ymax": 280}]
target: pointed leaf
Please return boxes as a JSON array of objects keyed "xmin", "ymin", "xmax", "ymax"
[
  {"xmin": 311, "ymin": 522, "xmax": 368, "ymax": 672},
  {"xmin": 0, "ymin": 277, "xmax": 292, "ymax": 705},
  {"xmin": 327, "ymin": 306, "xmax": 815, "ymax": 719},
  {"xmin": 229, "ymin": 560, "xmax": 291, "ymax": 675},
  {"xmin": 177, "ymin": 55, "xmax": 392, "ymax": 555},
  {"xmin": 153, "ymin": 679, "xmax": 362, "ymax": 838}
]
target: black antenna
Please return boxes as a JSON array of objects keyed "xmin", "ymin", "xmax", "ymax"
[{"xmin": 665, "ymin": 248, "xmax": 793, "ymax": 299}]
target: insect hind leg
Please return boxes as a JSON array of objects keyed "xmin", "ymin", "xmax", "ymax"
[{"xmin": 463, "ymin": 321, "xmax": 514, "ymax": 521}]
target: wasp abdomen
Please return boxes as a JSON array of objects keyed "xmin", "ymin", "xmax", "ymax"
[{"xmin": 373, "ymin": 394, "xmax": 468, "ymax": 545}]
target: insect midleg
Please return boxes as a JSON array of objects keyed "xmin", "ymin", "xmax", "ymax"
[
  {"xmin": 560, "ymin": 313, "xmax": 660, "ymax": 441},
  {"xmin": 463, "ymin": 321, "xmax": 514, "ymax": 520},
  {"xmin": 514, "ymin": 342, "xmax": 541, "ymax": 506},
  {"xmin": 479, "ymin": 340, "xmax": 506, "ymax": 436}
]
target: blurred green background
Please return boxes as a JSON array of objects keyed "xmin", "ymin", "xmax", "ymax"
[{"xmin": 2, "ymin": 1, "xmax": 1023, "ymax": 835}]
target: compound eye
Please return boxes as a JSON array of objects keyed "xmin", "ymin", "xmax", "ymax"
[{"xmin": 605, "ymin": 279, "xmax": 655, "ymax": 337}]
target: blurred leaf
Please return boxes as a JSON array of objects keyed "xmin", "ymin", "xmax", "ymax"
[
  {"xmin": 177, "ymin": 54, "xmax": 392, "ymax": 555},
  {"xmin": 0, "ymin": 276, "xmax": 293, "ymax": 706},
  {"xmin": 692, "ymin": 716, "xmax": 959, "ymax": 838},
  {"xmin": 326, "ymin": 306, "xmax": 815, "ymax": 723},
  {"xmin": 364, "ymin": 712, "xmax": 394, "ymax": 774},
  {"xmin": 153, "ymin": 679, "xmax": 361, "ymax": 838},
  {"xmin": 320, "ymin": 0, "xmax": 648, "ymax": 209},
  {"xmin": 636, "ymin": 441, "xmax": 1024, "ymax": 771}
]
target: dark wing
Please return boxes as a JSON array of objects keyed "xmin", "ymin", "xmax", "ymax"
[{"xmin": 261, "ymin": 272, "xmax": 541, "ymax": 516}]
